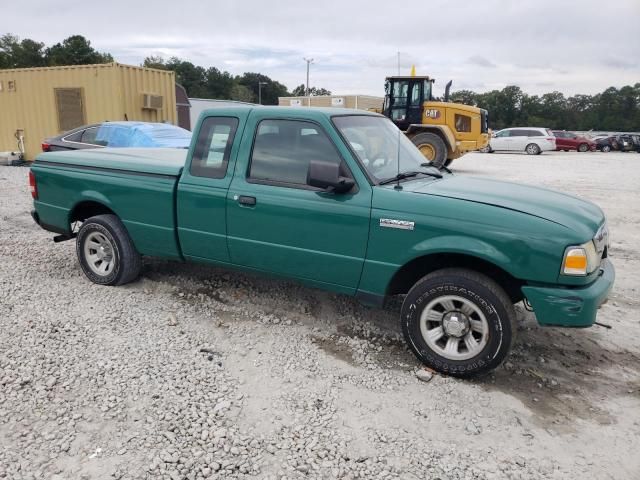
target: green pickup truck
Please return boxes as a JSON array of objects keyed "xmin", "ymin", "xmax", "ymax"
[{"xmin": 29, "ymin": 106, "xmax": 614, "ymax": 376}]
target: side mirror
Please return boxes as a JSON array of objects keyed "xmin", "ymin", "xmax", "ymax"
[
  {"xmin": 307, "ymin": 160, "xmax": 355, "ymax": 194},
  {"xmin": 491, "ymin": 132, "xmax": 497, "ymax": 138}
]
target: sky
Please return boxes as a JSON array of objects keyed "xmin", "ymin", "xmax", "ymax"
[{"xmin": 6, "ymin": 0, "xmax": 640, "ymax": 97}]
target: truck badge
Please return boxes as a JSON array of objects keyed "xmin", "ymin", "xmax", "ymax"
[{"xmin": 380, "ymin": 218, "xmax": 415, "ymax": 230}]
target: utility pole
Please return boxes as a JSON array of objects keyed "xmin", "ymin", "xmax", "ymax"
[
  {"xmin": 303, "ymin": 57, "xmax": 314, "ymax": 104},
  {"xmin": 258, "ymin": 81, "xmax": 267, "ymax": 105}
]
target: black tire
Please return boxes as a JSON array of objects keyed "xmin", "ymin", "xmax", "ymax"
[
  {"xmin": 76, "ymin": 214, "xmax": 141, "ymax": 286},
  {"xmin": 479, "ymin": 146, "xmax": 492, "ymax": 154},
  {"xmin": 525, "ymin": 143, "xmax": 540, "ymax": 155},
  {"xmin": 601, "ymin": 145, "xmax": 611, "ymax": 152},
  {"xmin": 577, "ymin": 143, "xmax": 589, "ymax": 152},
  {"xmin": 401, "ymin": 268, "xmax": 516, "ymax": 377},
  {"xmin": 411, "ymin": 132, "xmax": 447, "ymax": 168}
]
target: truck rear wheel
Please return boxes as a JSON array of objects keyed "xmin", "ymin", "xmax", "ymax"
[
  {"xmin": 411, "ymin": 132, "xmax": 447, "ymax": 168},
  {"xmin": 401, "ymin": 268, "xmax": 516, "ymax": 377},
  {"xmin": 76, "ymin": 214, "xmax": 141, "ymax": 286}
]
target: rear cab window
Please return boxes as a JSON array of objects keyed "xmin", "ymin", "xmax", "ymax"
[{"xmin": 190, "ymin": 117, "xmax": 239, "ymax": 179}]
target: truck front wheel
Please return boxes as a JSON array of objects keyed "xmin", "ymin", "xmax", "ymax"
[
  {"xmin": 401, "ymin": 268, "xmax": 516, "ymax": 377},
  {"xmin": 410, "ymin": 132, "xmax": 447, "ymax": 168},
  {"xmin": 76, "ymin": 214, "xmax": 141, "ymax": 286}
]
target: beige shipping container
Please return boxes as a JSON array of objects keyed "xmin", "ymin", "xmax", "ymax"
[
  {"xmin": 278, "ymin": 94, "xmax": 383, "ymax": 112},
  {"xmin": 0, "ymin": 63, "xmax": 177, "ymax": 160}
]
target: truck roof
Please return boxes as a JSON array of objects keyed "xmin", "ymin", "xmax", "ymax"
[{"xmin": 199, "ymin": 105, "xmax": 382, "ymax": 119}]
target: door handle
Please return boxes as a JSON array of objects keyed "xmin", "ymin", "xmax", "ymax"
[{"xmin": 237, "ymin": 195, "xmax": 256, "ymax": 206}]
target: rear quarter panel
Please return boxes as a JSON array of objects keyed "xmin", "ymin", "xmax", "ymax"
[{"xmin": 32, "ymin": 163, "xmax": 181, "ymax": 259}]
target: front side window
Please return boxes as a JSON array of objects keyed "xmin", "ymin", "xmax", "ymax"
[
  {"xmin": 392, "ymin": 81, "xmax": 409, "ymax": 107},
  {"xmin": 495, "ymin": 130, "xmax": 510, "ymax": 138},
  {"xmin": 190, "ymin": 117, "xmax": 239, "ymax": 179},
  {"xmin": 454, "ymin": 114, "xmax": 471, "ymax": 132},
  {"xmin": 334, "ymin": 115, "xmax": 441, "ymax": 183},
  {"xmin": 249, "ymin": 119, "xmax": 344, "ymax": 186},
  {"xmin": 423, "ymin": 80, "xmax": 432, "ymax": 101},
  {"xmin": 410, "ymin": 82, "xmax": 422, "ymax": 106}
]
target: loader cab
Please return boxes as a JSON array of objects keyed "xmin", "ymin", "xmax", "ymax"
[{"xmin": 383, "ymin": 76, "xmax": 435, "ymax": 131}]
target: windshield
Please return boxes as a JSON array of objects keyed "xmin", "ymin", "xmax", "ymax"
[{"xmin": 333, "ymin": 115, "xmax": 441, "ymax": 183}]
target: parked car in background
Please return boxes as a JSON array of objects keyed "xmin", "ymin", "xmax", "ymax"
[
  {"xmin": 614, "ymin": 134, "xmax": 640, "ymax": 152},
  {"xmin": 595, "ymin": 136, "xmax": 617, "ymax": 152},
  {"xmin": 483, "ymin": 127, "xmax": 556, "ymax": 155},
  {"xmin": 552, "ymin": 131, "xmax": 596, "ymax": 152},
  {"xmin": 42, "ymin": 122, "xmax": 192, "ymax": 152}
]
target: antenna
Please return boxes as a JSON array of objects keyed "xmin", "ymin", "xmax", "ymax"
[{"xmin": 394, "ymin": 128, "xmax": 402, "ymax": 190}]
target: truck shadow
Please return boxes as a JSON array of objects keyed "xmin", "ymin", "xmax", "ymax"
[{"xmin": 141, "ymin": 259, "xmax": 639, "ymax": 430}]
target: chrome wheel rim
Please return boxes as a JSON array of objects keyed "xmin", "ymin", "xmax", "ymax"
[
  {"xmin": 526, "ymin": 144, "xmax": 538, "ymax": 154},
  {"xmin": 420, "ymin": 295, "xmax": 489, "ymax": 360},
  {"xmin": 84, "ymin": 231, "xmax": 115, "ymax": 276}
]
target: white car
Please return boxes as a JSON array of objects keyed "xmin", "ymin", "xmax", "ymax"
[{"xmin": 484, "ymin": 127, "xmax": 556, "ymax": 155}]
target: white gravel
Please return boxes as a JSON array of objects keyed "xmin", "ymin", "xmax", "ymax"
[{"xmin": 1, "ymin": 150, "xmax": 639, "ymax": 479}]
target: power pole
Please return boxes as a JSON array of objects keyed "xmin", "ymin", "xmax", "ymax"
[
  {"xmin": 303, "ymin": 57, "xmax": 314, "ymax": 102},
  {"xmin": 258, "ymin": 81, "xmax": 267, "ymax": 105}
]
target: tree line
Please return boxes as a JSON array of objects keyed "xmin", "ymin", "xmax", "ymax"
[
  {"xmin": 2, "ymin": 33, "xmax": 638, "ymax": 128},
  {"xmin": 449, "ymin": 84, "xmax": 640, "ymax": 132}
]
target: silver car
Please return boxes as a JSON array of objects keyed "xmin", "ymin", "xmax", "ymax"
[{"xmin": 483, "ymin": 127, "xmax": 556, "ymax": 155}]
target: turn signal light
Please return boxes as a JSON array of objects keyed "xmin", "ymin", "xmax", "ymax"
[
  {"xmin": 41, "ymin": 142, "xmax": 51, "ymax": 152},
  {"xmin": 562, "ymin": 241, "xmax": 598, "ymax": 276}
]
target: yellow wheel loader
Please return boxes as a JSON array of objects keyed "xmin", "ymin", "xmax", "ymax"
[{"xmin": 381, "ymin": 76, "xmax": 489, "ymax": 168}]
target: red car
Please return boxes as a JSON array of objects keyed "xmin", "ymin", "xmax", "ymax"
[{"xmin": 552, "ymin": 131, "xmax": 596, "ymax": 152}]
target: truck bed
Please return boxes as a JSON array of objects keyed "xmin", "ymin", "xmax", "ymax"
[{"xmin": 32, "ymin": 148, "xmax": 187, "ymax": 260}]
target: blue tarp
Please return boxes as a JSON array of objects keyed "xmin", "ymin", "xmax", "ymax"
[{"xmin": 95, "ymin": 122, "xmax": 192, "ymax": 148}]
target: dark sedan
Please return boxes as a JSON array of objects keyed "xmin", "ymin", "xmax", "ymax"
[
  {"xmin": 42, "ymin": 122, "xmax": 192, "ymax": 152},
  {"xmin": 595, "ymin": 136, "xmax": 616, "ymax": 152}
]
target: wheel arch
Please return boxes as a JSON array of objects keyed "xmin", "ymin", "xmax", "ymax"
[
  {"xmin": 386, "ymin": 252, "xmax": 524, "ymax": 303},
  {"xmin": 69, "ymin": 198, "xmax": 118, "ymax": 227}
]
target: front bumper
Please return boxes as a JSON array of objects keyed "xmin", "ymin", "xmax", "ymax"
[{"xmin": 521, "ymin": 259, "xmax": 615, "ymax": 328}]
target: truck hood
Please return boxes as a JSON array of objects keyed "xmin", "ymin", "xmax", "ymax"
[{"xmin": 402, "ymin": 175, "xmax": 604, "ymax": 239}]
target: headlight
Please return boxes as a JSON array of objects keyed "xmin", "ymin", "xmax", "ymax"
[{"xmin": 562, "ymin": 241, "xmax": 600, "ymax": 276}]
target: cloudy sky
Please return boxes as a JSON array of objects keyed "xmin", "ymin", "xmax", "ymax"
[{"xmin": 7, "ymin": 0, "xmax": 640, "ymax": 97}]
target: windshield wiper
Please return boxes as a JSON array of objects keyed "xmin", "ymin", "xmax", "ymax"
[
  {"xmin": 421, "ymin": 162, "xmax": 452, "ymax": 174},
  {"xmin": 379, "ymin": 170, "xmax": 442, "ymax": 185}
]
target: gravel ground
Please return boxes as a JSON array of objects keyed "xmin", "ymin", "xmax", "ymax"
[{"xmin": 1, "ymin": 151, "xmax": 639, "ymax": 480}]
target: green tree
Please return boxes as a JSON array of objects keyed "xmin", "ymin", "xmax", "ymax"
[
  {"xmin": 0, "ymin": 34, "xmax": 46, "ymax": 68},
  {"xmin": 291, "ymin": 84, "xmax": 332, "ymax": 96},
  {"xmin": 45, "ymin": 35, "xmax": 113, "ymax": 66},
  {"xmin": 230, "ymin": 84, "xmax": 254, "ymax": 103},
  {"xmin": 449, "ymin": 89, "xmax": 477, "ymax": 106},
  {"xmin": 237, "ymin": 72, "xmax": 288, "ymax": 105},
  {"xmin": 204, "ymin": 67, "xmax": 235, "ymax": 99},
  {"xmin": 164, "ymin": 58, "xmax": 207, "ymax": 97},
  {"xmin": 142, "ymin": 56, "xmax": 168, "ymax": 70}
]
